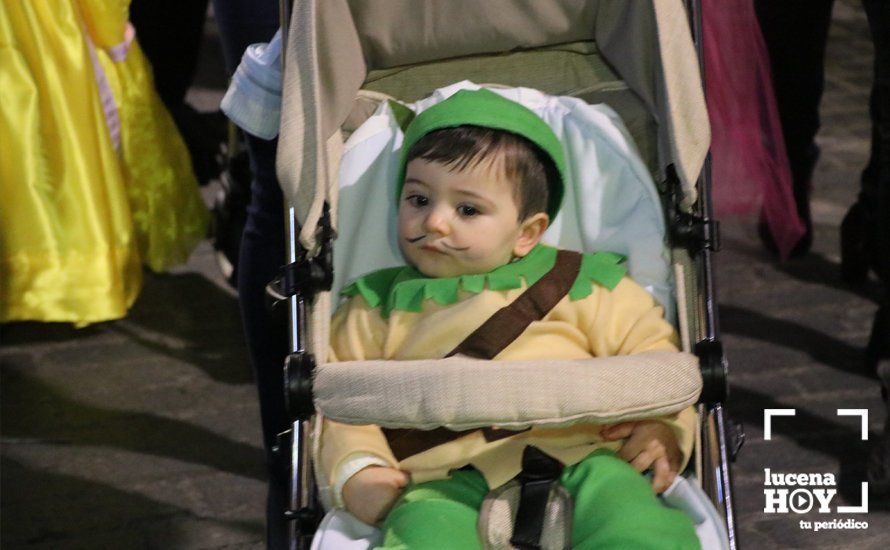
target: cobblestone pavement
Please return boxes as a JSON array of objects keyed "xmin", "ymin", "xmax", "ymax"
[
  {"xmin": 718, "ymin": 1, "xmax": 890, "ymax": 548},
  {"xmin": 1, "ymin": 2, "xmax": 888, "ymax": 549}
]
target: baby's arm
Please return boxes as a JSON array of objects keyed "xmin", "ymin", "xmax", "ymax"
[
  {"xmin": 342, "ymin": 465, "xmax": 410, "ymax": 524},
  {"xmin": 321, "ymin": 419, "xmax": 404, "ymax": 522},
  {"xmin": 583, "ymin": 276, "xmax": 698, "ymax": 490},
  {"xmin": 601, "ymin": 406, "xmax": 697, "ymax": 493},
  {"xmin": 584, "ymin": 277, "xmax": 679, "ymax": 357},
  {"xmin": 324, "ymin": 295, "xmax": 407, "ymax": 522},
  {"xmin": 601, "ymin": 420, "xmax": 682, "ymax": 493}
]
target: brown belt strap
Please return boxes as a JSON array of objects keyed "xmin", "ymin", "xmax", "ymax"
[
  {"xmin": 384, "ymin": 249, "xmax": 583, "ymax": 461},
  {"xmin": 445, "ymin": 249, "xmax": 582, "ymax": 359}
]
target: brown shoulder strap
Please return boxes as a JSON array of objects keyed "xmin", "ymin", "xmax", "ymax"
[
  {"xmin": 384, "ymin": 249, "xmax": 583, "ymax": 461},
  {"xmin": 446, "ymin": 249, "xmax": 583, "ymax": 360}
]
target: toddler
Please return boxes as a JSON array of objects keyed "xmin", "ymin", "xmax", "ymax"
[{"xmin": 321, "ymin": 89, "xmax": 700, "ymax": 549}]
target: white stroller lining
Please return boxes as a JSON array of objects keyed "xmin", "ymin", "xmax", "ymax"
[{"xmin": 333, "ymin": 81, "xmax": 674, "ymax": 321}]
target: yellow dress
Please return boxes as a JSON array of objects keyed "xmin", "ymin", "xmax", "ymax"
[{"xmin": 0, "ymin": 0, "xmax": 208, "ymax": 325}]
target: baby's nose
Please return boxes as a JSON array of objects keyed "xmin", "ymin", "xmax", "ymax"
[{"xmin": 423, "ymin": 208, "xmax": 451, "ymax": 235}]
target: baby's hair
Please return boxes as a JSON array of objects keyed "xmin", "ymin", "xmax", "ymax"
[{"xmin": 405, "ymin": 126, "xmax": 558, "ymax": 220}]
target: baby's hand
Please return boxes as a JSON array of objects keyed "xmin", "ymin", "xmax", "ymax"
[
  {"xmin": 600, "ymin": 420, "xmax": 681, "ymax": 494},
  {"xmin": 342, "ymin": 466, "xmax": 410, "ymax": 525}
]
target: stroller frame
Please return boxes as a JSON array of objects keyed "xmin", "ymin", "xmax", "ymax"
[{"xmin": 272, "ymin": 1, "xmax": 740, "ymax": 548}]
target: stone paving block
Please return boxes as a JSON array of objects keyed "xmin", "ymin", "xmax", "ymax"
[{"xmin": 3, "ymin": 434, "xmax": 265, "ymax": 548}]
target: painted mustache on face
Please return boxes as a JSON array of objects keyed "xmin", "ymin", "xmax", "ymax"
[{"xmin": 406, "ymin": 234, "xmax": 469, "ymax": 251}]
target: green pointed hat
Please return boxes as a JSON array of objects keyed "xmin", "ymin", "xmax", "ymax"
[{"xmin": 396, "ymin": 88, "xmax": 567, "ymax": 220}]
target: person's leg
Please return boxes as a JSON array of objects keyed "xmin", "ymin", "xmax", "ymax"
[
  {"xmin": 237, "ymin": 135, "xmax": 289, "ymax": 547},
  {"xmin": 129, "ymin": 0, "xmax": 210, "ymax": 108},
  {"xmin": 869, "ymin": 368, "xmax": 890, "ymax": 495},
  {"xmin": 862, "ymin": 0, "xmax": 890, "ymax": 497},
  {"xmin": 842, "ymin": 34, "xmax": 888, "ymax": 283},
  {"xmin": 210, "ymin": 0, "xmax": 287, "ymax": 546},
  {"xmin": 754, "ymin": 0, "xmax": 835, "ymax": 254},
  {"xmin": 377, "ymin": 469, "xmax": 488, "ymax": 550},
  {"xmin": 211, "ymin": 0, "xmax": 280, "ymax": 74},
  {"xmin": 561, "ymin": 450, "xmax": 699, "ymax": 550},
  {"xmin": 130, "ymin": 0, "xmax": 226, "ymax": 185},
  {"xmin": 862, "ymin": 0, "xmax": 890, "ymax": 290}
]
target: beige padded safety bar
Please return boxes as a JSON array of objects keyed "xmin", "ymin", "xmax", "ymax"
[{"xmin": 315, "ymin": 351, "xmax": 702, "ymax": 430}]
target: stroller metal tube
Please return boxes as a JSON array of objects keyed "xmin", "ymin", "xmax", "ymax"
[
  {"xmin": 280, "ymin": 2, "xmax": 316, "ymax": 548},
  {"xmin": 280, "ymin": 3, "xmax": 297, "ymax": 352},
  {"xmin": 688, "ymin": 0, "xmax": 737, "ymax": 548},
  {"xmin": 714, "ymin": 403, "xmax": 737, "ymax": 550},
  {"xmin": 289, "ymin": 419, "xmax": 303, "ymax": 550},
  {"xmin": 697, "ymin": 157, "xmax": 737, "ymax": 550}
]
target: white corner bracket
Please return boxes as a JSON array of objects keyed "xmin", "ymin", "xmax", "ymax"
[
  {"xmin": 837, "ymin": 482, "xmax": 869, "ymax": 514},
  {"xmin": 837, "ymin": 409, "xmax": 869, "ymax": 441},
  {"xmin": 764, "ymin": 409, "xmax": 796, "ymax": 441}
]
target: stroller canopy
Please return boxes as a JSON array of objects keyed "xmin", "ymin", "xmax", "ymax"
[{"xmin": 277, "ymin": 0, "xmax": 709, "ymax": 251}]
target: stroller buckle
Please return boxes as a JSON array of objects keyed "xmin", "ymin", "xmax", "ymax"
[{"xmin": 509, "ymin": 446, "xmax": 567, "ymax": 550}]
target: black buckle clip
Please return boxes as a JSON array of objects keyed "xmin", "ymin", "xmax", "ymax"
[{"xmin": 511, "ymin": 446, "xmax": 565, "ymax": 550}]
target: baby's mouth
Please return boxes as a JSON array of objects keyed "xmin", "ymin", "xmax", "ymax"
[
  {"xmin": 407, "ymin": 235, "xmax": 468, "ymax": 252},
  {"xmin": 421, "ymin": 243, "xmax": 469, "ymax": 254},
  {"xmin": 421, "ymin": 244, "xmax": 446, "ymax": 255}
]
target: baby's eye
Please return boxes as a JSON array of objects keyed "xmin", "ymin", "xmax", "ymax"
[
  {"xmin": 405, "ymin": 194, "xmax": 429, "ymax": 208},
  {"xmin": 457, "ymin": 204, "xmax": 479, "ymax": 217}
]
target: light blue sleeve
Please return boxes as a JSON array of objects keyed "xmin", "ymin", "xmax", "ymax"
[{"xmin": 220, "ymin": 29, "xmax": 282, "ymax": 140}]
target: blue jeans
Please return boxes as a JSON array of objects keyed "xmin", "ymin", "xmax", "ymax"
[{"xmin": 211, "ymin": 1, "xmax": 288, "ymax": 547}]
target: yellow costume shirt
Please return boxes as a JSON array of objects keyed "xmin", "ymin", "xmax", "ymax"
[{"xmin": 320, "ymin": 246, "xmax": 696, "ymax": 496}]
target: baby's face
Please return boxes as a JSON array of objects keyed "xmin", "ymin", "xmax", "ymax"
[{"xmin": 397, "ymin": 157, "xmax": 543, "ymax": 277}]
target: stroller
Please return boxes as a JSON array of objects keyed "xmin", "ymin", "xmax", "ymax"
[{"xmin": 271, "ymin": 0, "xmax": 739, "ymax": 548}]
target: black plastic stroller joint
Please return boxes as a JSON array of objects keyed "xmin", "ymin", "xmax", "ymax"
[
  {"xmin": 275, "ymin": 204, "xmax": 335, "ymax": 303},
  {"xmin": 695, "ymin": 339, "xmax": 728, "ymax": 405},
  {"xmin": 666, "ymin": 165, "xmax": 721, "ymax": 254},
  {"xmin": 284, "ymin": 351, "xmax": 317, "ymax": 420}
]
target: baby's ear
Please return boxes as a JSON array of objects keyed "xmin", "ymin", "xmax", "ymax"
[{"xmin": 513, "ymin": 213, "xmax": 550, "ymax": 257}]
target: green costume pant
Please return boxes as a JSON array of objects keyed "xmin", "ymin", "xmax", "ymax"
[{"xmin": 377, "ymin": 449, "xmax": 700, "ymax": 549}]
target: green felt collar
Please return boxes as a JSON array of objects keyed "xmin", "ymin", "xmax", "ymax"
[{"xmin": 341, "ymin": 245, "xmax": 626, "ymax": 318}]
